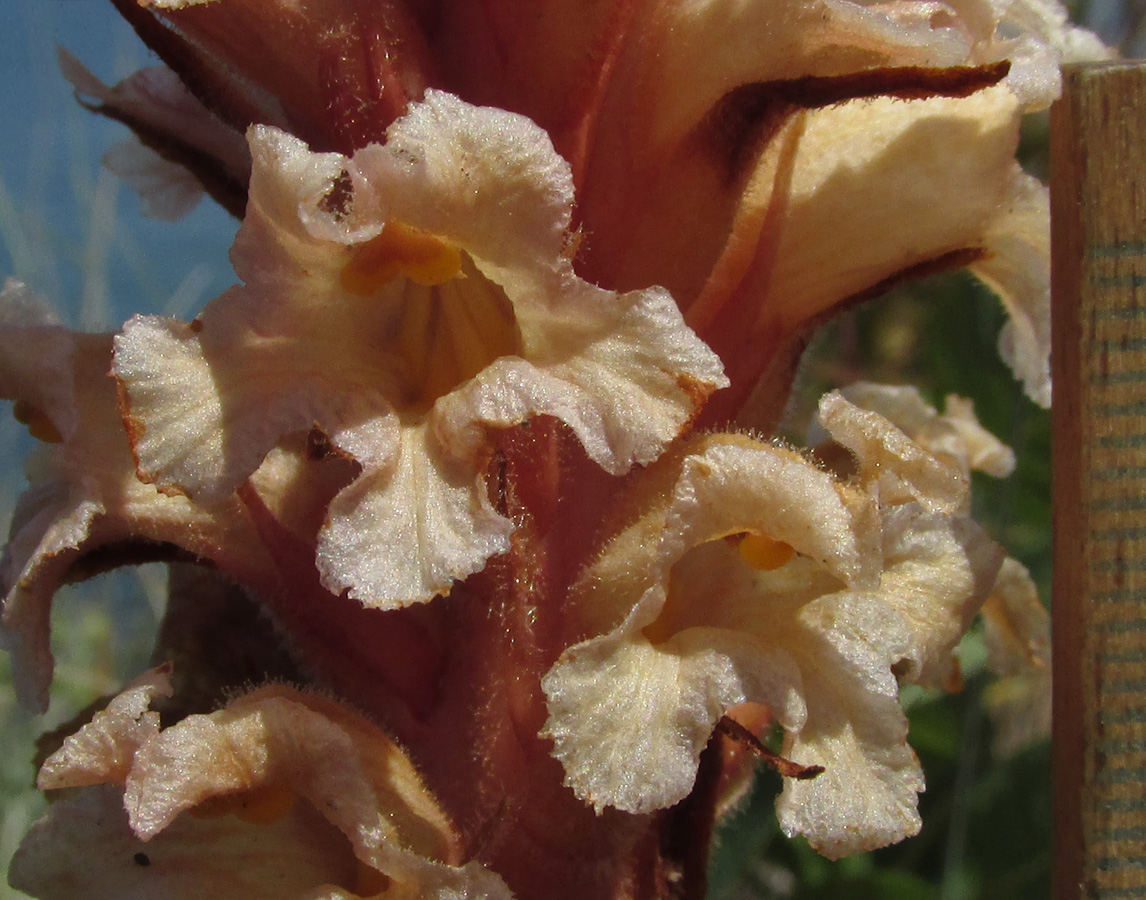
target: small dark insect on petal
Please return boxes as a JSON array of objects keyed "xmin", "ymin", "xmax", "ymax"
[
  {"xmin": 306, "ymin": 426, "xmax": 338, "ymax": 461},
  {"xmin": 133, "ymin": 852, "xmax": 151, "ymax": 867}
]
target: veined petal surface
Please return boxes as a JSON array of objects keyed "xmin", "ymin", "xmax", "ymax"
[
  {"xmin": 114, "ymin": 91, "xmax": 725, "ymax": 607},
  {"xmin": 13, "ymin": 671, "xmax": 513, "ymax": 900},
  {"xmin": 544, "ymin": 397, "xmax": 1002, "ymax": 855},
  {"xmin": 0, "ymin": 285, "xmax": 276, "ymax": 712}
]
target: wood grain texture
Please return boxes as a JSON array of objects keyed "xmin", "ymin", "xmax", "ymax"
[{"xmin": 1052, "ymin": 61, "xmax": 1146, "ymax": 900}]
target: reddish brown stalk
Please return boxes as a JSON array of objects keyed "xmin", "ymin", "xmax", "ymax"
[
  {"xmin": 656, "ymin": 728, "xmax": 729, "ymax": 900},
  {"xmin": 715, "ymin": 716, "xmax": 825, "ymax": 781},
  {"xmin": 402, "ymin": 420, "xmax": 660, "ymax": 899},
  {"xmin": 234, "ymin": 482, "xmax": 447, "ymax": 728}
]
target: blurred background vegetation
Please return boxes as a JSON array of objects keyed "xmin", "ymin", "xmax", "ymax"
[{"xmin": 0, "ymin": 1, "xmax": 1138, "ymax": 897}]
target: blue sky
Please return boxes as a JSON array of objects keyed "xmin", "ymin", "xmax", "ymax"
[{"xmin": 0, "ymin": 1, "xmax": 237, "ymax": 329}]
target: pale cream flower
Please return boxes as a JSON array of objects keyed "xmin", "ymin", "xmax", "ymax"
[
  {"xmin": 11, "ymin": 666, "xmax": 513, "ymax": 900},
  {"xmin": 0, "ymin": 281, "xmax": 278, "ymax": 712},
  {"xmin": 113, "ymin": 90, "xmax": 726, "ymax": 609},
  {"xmin": 542, "ymin": 393, "xmax": 1000, "ymax": 857},
  {"xmin": 827, "ymin": 382, "xmax": 1016, "ymax": 480},
  {"xmin": 816, "ymin": 389, "xmax": 1007, "ymax": 686},
  {"xmin": 823, "ymin": 385, "xmax": 1048, "ymax": 747},
  {"xmin": 547, "ymin": 0, "xmax": 1108, "ymax": 420},
  {"xmin": 981, "ymin": 556, "xmax": 1051, "ymax": 755},
  {"xmin": 810, "ymin": 381, "xmax": 1017, "ymax": 513}
]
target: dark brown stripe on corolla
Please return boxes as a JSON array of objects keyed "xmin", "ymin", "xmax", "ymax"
[
  {"xmin": 708, "ymin": 61, "xmax": 1012, "ymax": 182},
  {"xmin": 762, "ymin": 60, "xmax": 1012, "ymax": 108}
]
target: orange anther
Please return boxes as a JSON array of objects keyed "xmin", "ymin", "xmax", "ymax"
[
  {"xmin": 340, "ymin": 221, "xmax": 463, "ymax": 295},
  {"xmin": 738, "ymin": 533, "xmax": 796, "ymax": 571}
]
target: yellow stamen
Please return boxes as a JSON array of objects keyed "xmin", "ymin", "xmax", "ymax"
[
  {"xmin": 738, "ymin": 533, "xmax": 796, "ymax": 571},
  {"xmin": 340, "ymin": 222, "xmax": 463, "ymax": 295},
  {"xmin": 12, "ymin": 400, "xmax": 62, "ymax": 443},
  {"xmin": 389, "ymin": 269, "xmax": 519, "ymax": 414},
  {"xmin": 190, "ymin": 783, "xmax": 296, "ymax": 825}
]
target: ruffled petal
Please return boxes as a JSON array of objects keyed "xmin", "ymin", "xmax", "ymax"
[
  {"xmin": 317, "ymin": 425, "xmax": 512, "ymax": 605},
  {"xmin": 346, "ymin": 91, "xmax": 576, "ymax": 274},
  {"xmin": 937, "ymin": 396, "xmax": 1016, "ymax": 478},
  {"xmin": 878, "ymin": 504, "xmax": 1002, "ymax": 688},
  {"xmin": 818, "ymin": 391, "xmax": 968, "ymax": 512},
  {"xmin": 115, "ymin": 92, "xmax": 724, "ymax": 606},
  {"xmin": 0, "ymin": 288, "xmax": 281, "ymax": 711},
  {"xmin": 121, "ymin": 687, "xmax": 456, "ymax": 859},
  {"xmin": 969, "ymin": 167, "xmax": 1053, "ymax": 406},
  {"xmin": 18, "ymin": 674, "xmax": 513, "ymax": 900},
  {"xmin": 115, "ymin": 311, "xmax": 401, "ymax": 503},
  {"xmin": 10, "ymin": 783, "xmax": 363, "ymax": 900},
  {"xmin": 663, "ymin": 442, "xmax": 881, "ymax": 588},
  {"xmin": 831, "ymin": 382, "xmax": 1016, "ymax": 479},
  {"xmin": 435, "ymin": 284, "xmax": 727, "ymax": 475},
  {"xmin": 543, "ymin": 608, "xmax": 806, "ymax": 814},
  {"xmin": 981, "ymin": 556, "xmax": 1051, "ymax": 755},
  {"xmin": 114, "ymin": 314, "xmax": 255, "ymax": 500},
  {"xmin": 812, "ymin": 391, "xmax": 1005, "ymax": 686},
  {"xmin": 775, "ymin": 593, "xmax": 922, "ymax": 859},
  {"xmin": 38, "ymin": 667, "xmax": 174, "ymax": 790}
]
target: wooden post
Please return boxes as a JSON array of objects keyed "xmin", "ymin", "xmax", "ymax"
[{"xmin": 1052, "ymin": 61, "xmax": 1146, "ymax": 900}]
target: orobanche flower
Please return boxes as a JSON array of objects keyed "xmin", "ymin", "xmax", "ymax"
[
  {"xmin": 981, "ymin": 555, "xmax": 1052, "ymax": 756},
  {"xmin": 113, "ymin": 90, "xmax": 726, "ymax": 606},
  {"xmin": 806, "ymin": 383, "xmax": 1053, "ymax": 756},
  {"xmin": 2, "ymin": 0, "xmax": 1096, "ymax": 896},
  {"xmin": 816, "ymin": 381, "xmax": 1017, "ymax": 484},
  {"xmin": 10, "ymin": 666, "xmax": 512, "ymax": 900},
  {"xmin": 542, "ymin": 392, "xmax": 1002, "ymax": 858},
  {"xmin": 0, "ymin": 281, "xmax": 289, "ymax": 712},
  {"xmin": 416, "ymin": 0, "xmax": 1105, "ymax": 419}
]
